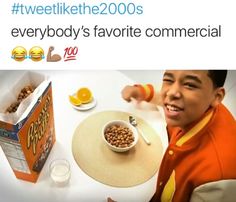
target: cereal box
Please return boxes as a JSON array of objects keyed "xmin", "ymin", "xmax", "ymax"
[{"xmin": 0, "ymin": 71, "xmax": 56, "ymax": 183}]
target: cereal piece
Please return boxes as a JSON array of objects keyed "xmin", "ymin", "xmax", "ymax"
[{"xmin": 5, "ymin": 101, "xmax": 20, "ymax": 113}]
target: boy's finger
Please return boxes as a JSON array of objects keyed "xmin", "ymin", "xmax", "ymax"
[{"xmin": 107, "ymin": 197, "xmax": 116, "ymax": 202}]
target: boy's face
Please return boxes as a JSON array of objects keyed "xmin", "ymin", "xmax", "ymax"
[{"xmin": 161, "ymin": 70, "xmax": 222, "ymax": 130}]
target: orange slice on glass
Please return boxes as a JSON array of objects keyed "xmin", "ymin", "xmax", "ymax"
[
  {"xmin": 76, "ymin": 87, "xmax": 92, "ymax": 104},
  {"xmin": 69, "ymin": 95, "xmax": 82, "ymax": 106}
]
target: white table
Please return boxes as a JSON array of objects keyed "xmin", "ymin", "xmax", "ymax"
[{"xmin": 0, "ymin": 70, "xmax": 168, "ymax": 202}]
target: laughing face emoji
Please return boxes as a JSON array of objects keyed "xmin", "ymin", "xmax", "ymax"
[
  {"xmin": 29, "ymin": 46, "xmax": 44, "ymax": 62},
  {"xmin": 11, "ymin": 46, "xmax": 27, "ymax": 62}
]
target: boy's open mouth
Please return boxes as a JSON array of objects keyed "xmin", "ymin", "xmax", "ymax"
[
  {"xmin": 166, "ymin": 104, "xmax": 183, "ymax": 112},
  {"xmin": 164, "ymin": 104, "xmax": 184, "ymax": 118}
]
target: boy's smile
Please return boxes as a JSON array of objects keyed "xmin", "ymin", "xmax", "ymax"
[
  {"xmin": 161, "ymin": 70, "xmax": 224, "ymax": 130},
  {"xmin": 164, "ymin": 103, "xmax": 184, "ymax": 119}
]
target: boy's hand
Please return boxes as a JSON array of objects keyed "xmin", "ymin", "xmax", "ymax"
[
  {"xmin": 121, "ymin": 85, "xmax": 144, "ymax": 102},
  {"xmin": 107, "ymin": 197, "xmax": 116, "ymax": 202}
]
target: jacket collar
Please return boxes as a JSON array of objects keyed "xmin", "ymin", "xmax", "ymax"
[{"xmin": 176, "ymin": 109, "xmax": 214, "ymax": 146}]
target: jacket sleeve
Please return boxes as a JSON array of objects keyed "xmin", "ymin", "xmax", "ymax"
[{"xmin": 190, "ymin": 180, "xmax": 236, "ymax": 202}]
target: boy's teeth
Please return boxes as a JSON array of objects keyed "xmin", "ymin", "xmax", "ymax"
[{"xmin": 167, "ymin": 105, "xmax": 180, "ymax": 111}]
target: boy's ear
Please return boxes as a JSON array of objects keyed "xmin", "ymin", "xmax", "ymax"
[{"xmin": 211, "ymin": 87, "xmax": 225, "ymax": 107}]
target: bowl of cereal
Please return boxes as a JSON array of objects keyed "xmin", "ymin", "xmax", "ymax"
[{"xmin": 102, "ymin": 120, "xmax": 139, "ymax": 152}]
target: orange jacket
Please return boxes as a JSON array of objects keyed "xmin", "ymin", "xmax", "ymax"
[{"xmin": 150, "ymin": 104, "xmax": 236, "ymax": 202}]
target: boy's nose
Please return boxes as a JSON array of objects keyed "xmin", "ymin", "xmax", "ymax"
[{"xmin": 166, "ymin": 84, "xmax": 181, "ymax": 99}]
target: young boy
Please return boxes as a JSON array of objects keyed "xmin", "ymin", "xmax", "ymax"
[{"xmin": 109, "ymin": 70, "xmax": 236, "ymax": 202}]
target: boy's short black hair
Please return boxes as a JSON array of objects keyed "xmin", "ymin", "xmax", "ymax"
[{"xmin": 208, "ymin": 70, "xmax": 227, "ymax": 88}]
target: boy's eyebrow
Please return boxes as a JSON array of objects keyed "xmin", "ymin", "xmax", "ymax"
[
  {"xmin": 163, "ymin": 72, "xmax": 174, "ymax": 78},
  {"xmin": 163, "ymin": 72, "xmax": 203, "ymax": 84},
  {"xmin": 184, "ymin": 75, "xmax": 202, "ymax": 84}
]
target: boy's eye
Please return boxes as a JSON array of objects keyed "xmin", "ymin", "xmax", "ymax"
[
  {"xmin": 184, "ymin": 82, "xmax": 197, "ymax": 88},
  {"xmin": 163, "ymin": 78, "xmax": 174, "ymax": 83}
]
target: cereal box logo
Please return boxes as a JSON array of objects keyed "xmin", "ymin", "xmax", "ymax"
[{"xmin": 27, "ymin": 96, "xmax": 51, "ymax": 155}]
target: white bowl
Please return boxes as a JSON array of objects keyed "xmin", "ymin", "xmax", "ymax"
[{"xmin": 102, "ymin": 120, "xmax": 139, "ymax": 152}]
